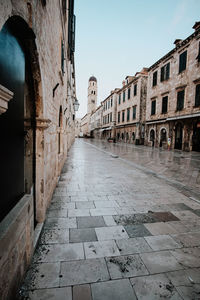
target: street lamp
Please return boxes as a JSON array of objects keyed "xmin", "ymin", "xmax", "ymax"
[{"xmin": 73, "ymin": 98, "xmax": 80, "ymax": 111}]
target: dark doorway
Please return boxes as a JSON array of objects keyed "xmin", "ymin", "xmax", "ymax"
[
  {"xmin": 192, "ymin": 121, "xmax": 200, "ymax": 152},
  {"xmin": 0, "ymin": 18, "xmax": 36, "ymax": 222},
  {"xmin": 175, "ymin": 123, "xmax": 183, "ymax": 150},
  {"xmin": 160, "ymin": 128, "xmax": 167, "ymax": 147},
  {"xmin": 150, "ymin": 129, "xmax": 155, "ymax": 147}
]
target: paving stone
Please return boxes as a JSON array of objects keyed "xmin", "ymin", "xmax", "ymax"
[
  {"xmin": 103, "ymin": 215, "xmax": 117, "ymax": 226},
  {"xmin": 171, "ymin": 232, "xmax": 200, "ymax": 247},
  {"xmin": 39, "ymin": 228, "xmax": 69, "ymax": 244},
  {"xmin": 106, "ymin": 254, "xmax": 149, "ymax": 279},
  {"xmin": 170, "ymin": 247, "xmax": 200, "ymax": 268},
  {"xmin": 68, "ymin": 209, "xmax": 90, "ymax": 217},
  {"xmin": 73, "ymin": 284, "xmax": 92, "ymax": 300},
  {"xmin": 144, "ymin": 222, "xmax": 178, "ymax": 235},
  {"xmin": 124, "ymin": 224, "xmax": 153, "ymax": 238},
  {"xmin": 166, "ymin": 202, "xmax": 194, "ymax": 211},
  {"xmin": 51, "ymin": 196, "xmax": 71, "ymax": 203},
  {"xmin": 76, "ymin": 201, "xmax": 95, "ymax": 209},
  {"xmin": 130, "ymin": 274, "xmax": 182, "ymax": 300},
  {"xmin": 114, "ymin": 213, "xmax": 157, "ymax": 226},
  {"xmin": 144, "ymin": 235, "xmax": 181, "ymax": 251},
  {"xmin": 116, "ymin": 237, "xmax": 152, "ymax": 255},
  {"xmin": 44, "ymin": 218, "xmax": 77, "ymax": 229},
  {"xmin": 140, "ymin": 251, "xmax": 183, "ymax": 274},
  {"xmin": 165, "ymin": 221, "xmax": 190, "ymax": 233},
  {"xmin": 70, "ymin": 196, "xmax": 89, "ymax": 202},
  {"xmin": 25, "ymin": 287, "xmax": 72, "ymax": 300},
  {"xmin": 90, "ymin": 208, "xmax": 118, "ymax": 216},
  {"xmin": 115, "ymin": 207, "xmax": 136, "ymax": 215},
  {"xmin": 77, "ymin": 216, "xmax": 106, "ymax": 228},
  {"xmin": 33, "ymin": 243, "xmax": 84, "ymax": 263},
  {"xmin": 91, "ymin": 279, "xmax": 137, "ymax": 300},
  {"xmin": 69, "ymin": 228, "xmax": 97, "ymax": 243},
  {"xmin": 192, "ymin": 209, "xmax": 200, "ymax": 217},
  {"xmin": 166, "ymin": 268, "xmax": 200, "ymax": 286},
  {"xmin": 94, "ymin": 201, "xmax": 119, "ymax": 208},
  {"xmin": 95, "ymin": 226, "xmax": 129, "ymax": 241},
  {"xmin": 84, "ymin": 240, "xmax": 120, "ymax": 259},
  {"xmin": 47, "ymin": 209, "xmax": 68, "ymax": 218},
  {"xmin": 151, "ymin": 212, "xmax": 180, "ymax": 222},
  {"xmin": 171, "ymin": 210, "xmax": 200, "ymax": 221},
  {"xmin": 60, "ymin": 258, "xmax": 110, "ymax": 286},
  {"xmin": 22, "ymin": 263, "xmax": 60, "ymax": 290},
  {"xmin": 175, "ymin": 284, "xmax": 200, "ymax": 300}
]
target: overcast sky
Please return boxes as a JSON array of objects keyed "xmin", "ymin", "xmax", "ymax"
[{"xmin": 74, "ymin": 0, "xmax": 200, "ymax": 118}]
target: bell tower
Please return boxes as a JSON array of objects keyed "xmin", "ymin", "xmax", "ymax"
[{"xmin": 87, "ymin": 76, "xmax": 97, "ymax": 114}]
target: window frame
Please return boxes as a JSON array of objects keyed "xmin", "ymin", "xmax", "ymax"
[
  {"xmin": 127, "ymin": 108, "xmax": 130, "ymax": 121},
  {"xmin": 134, "ymin": 84, "xmax": 137, "ymax": 96},
  {"xmin": 151, "ymin": 100, "xmax": 156, "ymax": 115},
  {"xmin": 179, "ymin": 50, "xmax": 187, "ymax": 73},
  {"xmin": 177, "ymin": 89, "xmax": 185, "ymax": 111},
  {"xmin": 160, "ymin": 62, "xmax": 170, "ymax": 82},
  {"xmin": 162, "ymin": 95, "xmax": 168, "ymax": 114},
  {"xmin": 152, "ymin": 71, "xmax": 157, "ymax": 87},
  {"xmin": 132, "ymin": 106, "xmax": 136, "ymax": 120}
]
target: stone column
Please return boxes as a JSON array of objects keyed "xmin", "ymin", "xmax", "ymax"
[{"xmin": 0, "ymin": 84, "xmax": 13, "ymax": 115}]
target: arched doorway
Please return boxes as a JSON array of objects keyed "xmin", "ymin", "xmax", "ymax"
[
  {"xmin": 150, "ymin": 129, "xmax": 155, "ymax": 147},
  {"xmin": 160, "ymin": 128, "xmax": 167, "ymax": 147},
  {"xmin": 0, "ymin": 16, "xmax": 44, "ymax": 224},
  {"xmin": 192, "ymin": 121, "xmax": 200, "ymax": 152},
  {"xmin": 175, "ymin": 123, "xmax": 183, "ymax": 150}
]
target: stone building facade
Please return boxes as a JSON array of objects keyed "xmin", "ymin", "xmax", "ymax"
[
  {"xmin": 116, "ymin": 70, "xmax": 148, "ymax": 144},
  {"xmin": 145, "ymin": 22, "xmax": 200, "ymax": 151},
  {"xmin": 0, "ymin": 1, "xmax": 76, "ymax": 299},
  {"xmin": 101, "ymin": 89, "xmax": 119, "ymax": 140},
  {"xmin": 89, "ymin": 105, "xmax": 103, "ymax": 138},
  {"xmin": 80, "ymin": 76, "xmax": 97, "ymax": 137}
]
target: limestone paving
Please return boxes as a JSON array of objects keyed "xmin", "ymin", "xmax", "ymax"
[{"xmin": 19, "ymin": 139, "xmax": 200, "ymax": 300}]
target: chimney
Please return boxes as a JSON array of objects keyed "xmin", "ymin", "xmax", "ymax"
[
  {"xmin": 174, "ymin": 39, "xmax": 182, "ymax": 47},
  {"xmin": 122, "ymin": 80, "xmax": 126, "ymax": 87},
  {"xmin": 193, "ymin": 21, "xmax": 200, "ymax": 31}
]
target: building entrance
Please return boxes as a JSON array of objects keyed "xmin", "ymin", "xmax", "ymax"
[{"xmin": 175, "ymin": 123, "xmax": 183, "ymax": 150}]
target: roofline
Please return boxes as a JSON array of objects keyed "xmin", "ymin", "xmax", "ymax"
[{"xmin": 148, "ymin": 27, "xmax": 200, "ymax": 71}]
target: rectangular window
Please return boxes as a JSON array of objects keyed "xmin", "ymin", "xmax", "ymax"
[
  {"xmin": 134, "ymin": 84, "xmax": 137, "ymax": 96},
  {"xmin": 162, "ymin": 96, "xmax": 168, "ymax": 114},
  {"xmin": 128, "ymin": 88, "xmax": 131, "ymax": 99},
  {"xmin": 106, "ymin": 102, "xmax": 107, "ymax": 110},
  {"xmin": 195, "ymin": 84, "xmax": 200, "ymax": 107},
  {"xmin": 122, "ymin": 111, "xmax": 125, "ymax": 122},
  {"xmin": 123, "ymin": 91, "xmax": 125, "ymax": 102},
  {"xmin": 108, "ymin": 100, "xmax": 110, "ymax": 109},
  {"xmin": 108, "ymin": 114, "xmax": 110, "ymax": 123},
  {"xmin": 118, "ymin": 94, "xmax": 121, "ymax": 105},
  {"xmin": 179, "ymin": 50, "xmax": 187, "ymax": 73},
  {"xmin": 118, "ymin": 112, "xmax": 120, "ymax": 123},
  {"xmin": 110, "ymin": 112, "xmax": 112, "ymax": 122},
  {"xmin": 151, "ymin": 100, "xmax": 156, "ymax": 115},
  {"xmin": 127, "ymin": 108, "xmax": 130, "ymax": 121},
  {"xmin": 160, "ymin": 63, "xmax": 170, "ymax": 82},
  {"xmin": 132, "ymin": 106, "xmax": 136, "ymax": 119},
  {"xmin": 177, "ymin": 90, "xmax": 185, "ymax": 111},
  {"xmin": 153, "ymin": 71, "xmax": 157, "ymax": 86},
  {"xmin": 111, "ymin": 98, "xmax": 113, "ymax": 107}
]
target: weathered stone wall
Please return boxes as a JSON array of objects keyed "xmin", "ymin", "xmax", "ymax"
[{"xmin": 0, "ymin": 0, "xmax": 76, "ymax": 298}]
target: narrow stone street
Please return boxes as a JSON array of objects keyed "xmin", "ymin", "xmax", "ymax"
[{"xmin": 19, "ymin": 139, "xmax": 200, "ymax": 300}]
